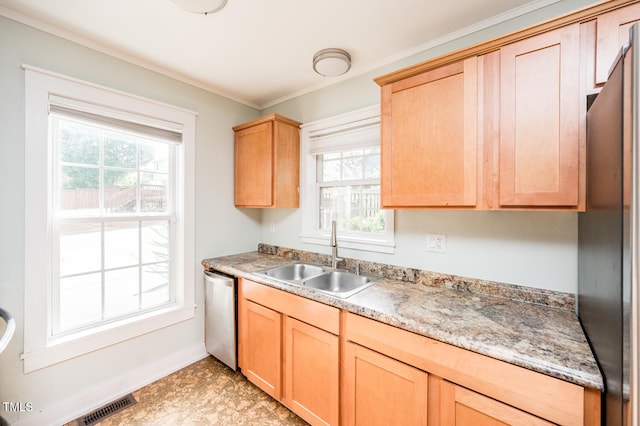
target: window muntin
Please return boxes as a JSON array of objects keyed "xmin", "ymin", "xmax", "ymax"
[{"xmin": 51, "ymin": 115, "xmax": 176, "ymax": 336}]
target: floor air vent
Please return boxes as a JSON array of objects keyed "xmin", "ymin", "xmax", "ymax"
[{"xmin": 75, "ymin": 393, "xmax": 136, "ymax": 426}]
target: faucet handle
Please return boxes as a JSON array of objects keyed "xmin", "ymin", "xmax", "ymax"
[{"xmin": 355, "ymin": 263, "xmax": 361, "ymax": 275}]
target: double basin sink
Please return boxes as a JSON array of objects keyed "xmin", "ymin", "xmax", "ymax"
[{"xmin": 255, "ymin": 262, "xmax": 379, "ymax": 298}]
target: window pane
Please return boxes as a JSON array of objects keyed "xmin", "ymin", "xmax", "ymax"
[
  {"xmin": 342, "ymin": 156, "xmax": 363, "ymax": 180},
  {"xmin": 59, "ymin": 121, "xmax": 100, "ymax": 165},
  {"xmin": 364, "ymin": 153, "xmax": 380, "ymax": 179},
  {"xmin": 104, "ymin": 132, "xmax": 137, "ymax": 169},
  {"xmin": 322, "ymin": 159, "xmax": 341, "ymax": 182},
  {"xmin": 104, "ymin": 170, "xmax": 137, "ymax": 213},
  {"xmin": 61, "ymin": 166, "xmax": 100, "ymax": 212},
  {"xmin": 319, "ymin": 185, "xmax": 383, "ymax": 232},
  {"xmin": 141, "ymin": 221, "xmax": 169, "ymax": 263},
  {"xmin": 104, "ymin": 267, "xmax": 139, "ymax": 318},
  {"xmin": 60, "ymin": 222, "xmax": 102, "ymax": 276},
  {"xmin": 140, "ymin": 140, "xmax": 169, "ymax": 172},
  {"xmin": 104, "ymin": 221, "xmax": 139, "ymax": 269},
  {"xmin": 141, "ymin": 173, "xmax": 168, "ymax": 213},
  {"xmin": 142, "ymin": 263, "xmax": 170, "ymax": 308},
  {"xmin": 59, "ymin": 273, "xmax": 101, "ymax": 331}
]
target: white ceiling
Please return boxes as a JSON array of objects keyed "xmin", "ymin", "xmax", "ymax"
[{"xmin": 0, "ymin": 0, "xmax": 563, "ymax": 109}]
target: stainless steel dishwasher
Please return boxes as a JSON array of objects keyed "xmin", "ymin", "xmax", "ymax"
[{"xmin": 204, "ymin": 271, "xmax": 237, "ymax": 370}]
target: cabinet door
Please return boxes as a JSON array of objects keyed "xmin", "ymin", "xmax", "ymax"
[
  {"xmin": 439, "ymin": 380, "xmax": 553, "ymax": 426},
  {"xmin": 234, "ymin": 121, "xmax": 273, "ymax": 207},
  {"xmin": 272, "ymin": 120, "xmax": 300, "ymax": 208},
  {"xmin": 240, "ymin": 299, "xmax": 282, "ymax": 399},
  {"xmin": 595, "ymin": 2, "xmax": 640, "ymax": 85},
  {"xmin": 284, "ymin": 317, "xmax": 339, "ymax": 426},
  {"xmin": 499, "ymin": 23, "xmax": 581, "ymax": 207},
  {"xmin": 342, "ymin": 342, "xmax": 428, "ymax": 426},
  {"xmin": 381, "ymin": 57, "xmax": 478, "ymax": 207}
]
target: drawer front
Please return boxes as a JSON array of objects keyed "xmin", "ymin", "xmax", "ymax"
[{"xmin": 240, "ymin": 278, "xmax": 339, "ymax": 334}]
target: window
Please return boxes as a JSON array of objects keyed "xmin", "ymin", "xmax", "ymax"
[
  {"xmin": 23, "ymin": 66, "xmax": 196, "ymax": 372},
  {"xmin": 300, "ymin": 105, "xmax": 394, "ymax": 253}
]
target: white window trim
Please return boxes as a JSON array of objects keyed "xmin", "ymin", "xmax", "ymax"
[
  {"xmin": 23, "ymin": 65, "xmax": 196, "ymax": 373},
  {"xmin": 299, "ymin": 105, "xmax": 395, "ymax": 254}
]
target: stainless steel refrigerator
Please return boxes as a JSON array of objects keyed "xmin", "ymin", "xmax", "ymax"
[{"xmin": 579, "ymin": 23, "xmax": 640, "ymax": 426}]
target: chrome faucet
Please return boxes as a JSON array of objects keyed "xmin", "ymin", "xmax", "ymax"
[{"xmin": 330, "ymin": 220, "xmax": 343, "ymax": 269}]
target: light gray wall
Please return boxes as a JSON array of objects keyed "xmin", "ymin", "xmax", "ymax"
[
  {"xmin": 0, "ymin": 15, "xmax": 260, "ymax": 424},
  {"xmin": 261, "ymin": 0, "xmax": 602, "ymax": 293}
]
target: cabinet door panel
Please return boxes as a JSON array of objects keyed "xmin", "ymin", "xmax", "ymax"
[
  {"xmin": 440, "ymin": 381, "xmax": 553, "ymax": 426},
  {"xmin": 234, "ymin": 121, "xmax": 273, "ymax": 207},
  {"xmin": 343, "ymin": 342, "xmax": 428, "ymax": 426},
  {"xmin": 240, "ymin": 299, "xmax": 282, "ymax": 399},
  {"xmin": 500, "ymin": 24, "xmax": 580, "ymax": 207},
  {"xmin": 595, "ymin": 2, "xmax": 640, "ymax": 85},
  {"xmin": 284, "ymin": 317, "xmax": 339, "ymax": 426},
  {"xmin": 381, "ymin": 57, "xmax": 478, "ymax": 207}
]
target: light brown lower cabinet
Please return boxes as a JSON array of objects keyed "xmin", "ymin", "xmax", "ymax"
[
  {"xmin": 241, "ymin": 299, "xmax": 282, "ymax": 399},
  {"xmin": 284, "ymin": 317, "xmax": 339, "ymax": 425},
  {"xmin": 343, "ymin": 311, "xmax": 600, "ymax": 426},
  {"xmin": 238, "ymin": 278, "xmax": 600, "ymax": 425},
  {"xmin": 238, "ymin": 278, "xmax": 339, "ymax": 426},
  {"xmin": 342, "ymin": 342, "xmax": 429, "ymax": 426}
]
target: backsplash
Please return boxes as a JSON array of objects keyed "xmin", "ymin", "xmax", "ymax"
[{"xmin": 257, "ymin": 243, "xmax": 575, "ymax": 311}]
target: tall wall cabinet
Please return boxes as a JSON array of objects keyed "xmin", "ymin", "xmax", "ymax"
[
  {"xmin": 375, "ymin": 0, "xmax": 640, "ymax": 211},
  {"xmin": 233, "ymin": 114, "xmax": 301, "ymax": 208}
]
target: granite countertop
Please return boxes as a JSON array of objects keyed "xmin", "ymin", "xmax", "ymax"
[{"xmin": 202, "ymin": 250, "xmax": 603, "ymax": 391}]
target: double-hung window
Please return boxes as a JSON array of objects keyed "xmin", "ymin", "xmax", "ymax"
[
  {"xmin": 300, "ymin": 105, "xmax": 395, "ymax": 253},
  {"xmin": 23, "ymin": 66, "xmax": 196, "ymax": 372}
]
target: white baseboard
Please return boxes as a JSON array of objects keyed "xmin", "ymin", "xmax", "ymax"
[{"xmin": 12, "ymin": 343, "xmax": 208, "ymax": 426}]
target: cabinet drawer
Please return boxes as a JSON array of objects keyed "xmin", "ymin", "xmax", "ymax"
[{"xmin": 240, "ymin": 278, "xmax": 339, "ymax": 334}]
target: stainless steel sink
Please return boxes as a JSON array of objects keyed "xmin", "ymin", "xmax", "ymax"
[
  {"xmin": 255, "ymin": 262, "xmax": 326, "ymax": 282},
  {"xmin": 255, "ymin": 263, "xmax": 379, "ymax": 298},
  {"xmin": 302, "ymin": 270, "xmax": 377, "ymax": 298}
]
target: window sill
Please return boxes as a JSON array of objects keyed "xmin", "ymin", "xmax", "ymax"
[
  {"xmin": 21, "ymin": 304, "xmax": 195, "ymax": 373},
  {"xmin": 300, "ymin": 233, "xmax": 395, "ymax": 254}
]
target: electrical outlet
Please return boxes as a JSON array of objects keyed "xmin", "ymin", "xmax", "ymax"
[
  {"xmin": 269, "ymin": 222, "xmax": 276, "ymax": 233},
  {"xmin": 427, "ymin": 233, "xmax": 447, "ymax": 252}
]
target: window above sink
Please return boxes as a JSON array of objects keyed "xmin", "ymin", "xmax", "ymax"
[{"xmin": 299, "ymin": 105, "xmax": 396, "ymax": 254}]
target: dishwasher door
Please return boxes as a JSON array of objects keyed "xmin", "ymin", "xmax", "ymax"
[{"xmin": 204, "ymin": 271, "xmax": 237, "ymax": 370}]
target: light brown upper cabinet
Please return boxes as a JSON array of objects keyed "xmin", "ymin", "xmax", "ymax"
[
  {"xmin": 595, "ymin": 2, "xmax": 640, "ymax": 86},
  {"xmin": 498, "ymin": 23, "xmax": 583, "ymax": 208},
  {"xmin": 378, "ymin": 57, "xmax": 478, "ymax": 208},
  {"xmin": 233, "ymin": 114, "xmax": 301, "ymax": 208},
  {"xmin": 375, "ymin": 3, "xmax": 606, "ymax": 211}
]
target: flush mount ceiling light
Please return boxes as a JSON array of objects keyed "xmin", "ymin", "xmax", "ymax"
[
  {"xmin": 167, "ymin": 0, "xmax": 228, "ymax": 15},
  {"xmin": 313, "ymin": 48, "xmax": 351, "ymax": 77}
]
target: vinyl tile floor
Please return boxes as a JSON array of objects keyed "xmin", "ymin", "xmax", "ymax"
[{"xmin": 77, "ymin": 356, "xmax": 308, "ymax": 426}]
